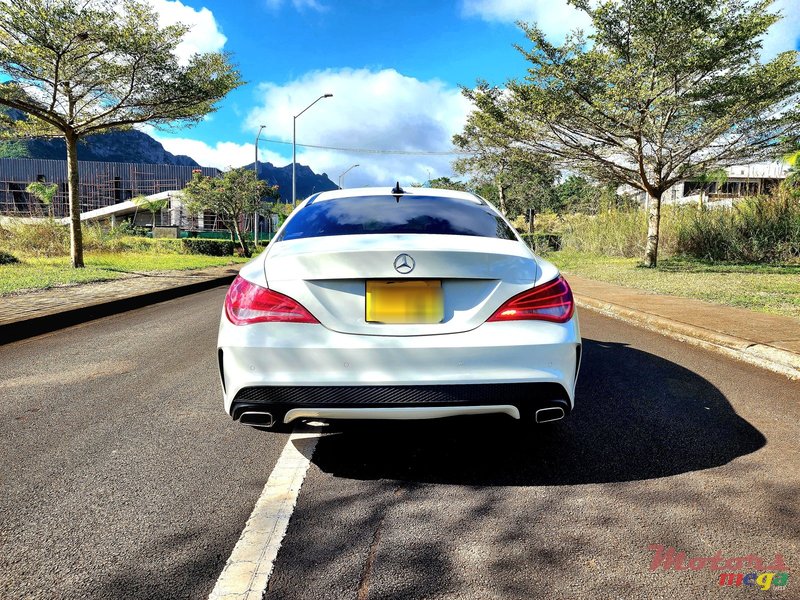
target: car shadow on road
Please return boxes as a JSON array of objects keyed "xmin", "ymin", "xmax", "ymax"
[{"xmin": 308, "ymin": 339, "xmax": 766, "ymax": 485}]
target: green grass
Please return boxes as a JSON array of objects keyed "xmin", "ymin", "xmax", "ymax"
[
  {"xmin": 548, "ymin": 249, "xmax": 800, "ymax": 319},
  {"xmin": 0, "ymin": 252, "xmax": 248, "ymax": 295}
]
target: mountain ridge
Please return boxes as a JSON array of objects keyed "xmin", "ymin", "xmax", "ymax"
[
  {"xmin": 0, "ymin": 109, "xmax": 338, "ymax": 199},
  {"xmin": 244, "ymin": 161, "xmax": 339, "ymax": 198}
]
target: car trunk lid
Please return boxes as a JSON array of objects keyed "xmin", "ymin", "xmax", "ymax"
[{"xmin": 264, "ymin": 234, "xmax": 540, "ymax": 336}]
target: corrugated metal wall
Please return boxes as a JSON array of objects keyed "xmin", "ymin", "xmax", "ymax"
[{"xmin": 0, "ymin": 158, "xmax": 218, "ymax": 217}]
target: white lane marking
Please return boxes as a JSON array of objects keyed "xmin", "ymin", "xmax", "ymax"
[{"xmin": 209, "ymin": 428, "xmax": 321, "ymax": 600}]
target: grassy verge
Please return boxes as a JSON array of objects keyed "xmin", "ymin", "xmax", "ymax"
[
  {"xmin": 0, "ymin": 253, "xmax": 248, "ymax": 295},
  {"xmin": 548, "ymin": 249, "xmax": 800, "ymax": 319}
]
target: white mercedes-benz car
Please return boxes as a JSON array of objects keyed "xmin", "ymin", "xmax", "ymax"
[{"xmin": 217, "ymin": 185, "xmax": 581, "ymax": 430}]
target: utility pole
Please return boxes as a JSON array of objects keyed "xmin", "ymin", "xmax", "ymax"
[
  {"xmin": 293, "ymin": 94, "xmax": 333, "ymax": 204},
  {"xmin": 254, "ymin": 124, "xmax": 265, "ymax": 245},
  {"xmin": 338, "ymin": 164, "xmax": 359, "ymax": 189}
]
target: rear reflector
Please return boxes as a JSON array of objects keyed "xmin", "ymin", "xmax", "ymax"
[
  {"xmin": 487, "ymin": 276, "xmax": 574, "ymax": 323},
  {"xmin": 224, "ymin": 275, "xmax": 319, "ymax": 325}
]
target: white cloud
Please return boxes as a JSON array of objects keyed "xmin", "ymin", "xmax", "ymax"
[
  {"xmin": 462, "ymin": 0, "xmax": 799, "ymax": 58},
  {"xmin": 145, "ymin": 130, "xmax": 286, "ymax": 171},
  {"xmin": 461, "ymin": 0, "xmax": 592, "ymax": 41},
  {"xmin": 265, "ymin": 0, "xmax": 326, "ymax": 12},
  {"xmin": 761, "ymin": 0, "xmax": 800, "ymax": 60},
  {"xmin": 146, "ymin": 0, "xmax": 227, "ymax": 64},
  {"xmin": 244, "ymin": 68, "xmax": 473, "ymax": 188}
]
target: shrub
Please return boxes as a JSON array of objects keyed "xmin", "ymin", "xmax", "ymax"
[
  {"xmin": 83, "ymin": 224, "xmax": 159, "ymax": 253},
  {"xmin": 114, "ymin": 219, "xmax": 149, "ymax": 237},
  {"xmin": 0, "ymin": 250, "xmax": 20, "ymax": 264},
  {"xmin": 510, "ymin": 214, "xmax": 527, "ymax": 232},
  {"xmin": 2, "ymin": 221, "xmax": 69, "ymax": 256},
  {"xmin": 180, "ymin": 238, "xmax": 235, "ymax": 256},
  {"xmin": 505, "ymin": 190, "xmax": 798, "ymax": 264},
  {"xmin": 675, "ymin": 195, "xmax": 800, "ymax": 262},
  {"xmin": 520, "ymin": 233, "xmax": 562, "ymax": 253},
  {"xmin": 0, "ymin": 220, "xmax": 244, "ymax": 257},
  {"xmin": 559, "ymin": 209, "xmax": 648, "ymax": 257},
  {"xmin": 151, "ymin": 239, "xmax": 185, "ymax": 253},
  {"xmin": 0, "ymin": 218, "xmax": 251, "ymax": 259},
  {"xmin": 675, "ymin": 210, "xmax": 734, "ymax": 261}
]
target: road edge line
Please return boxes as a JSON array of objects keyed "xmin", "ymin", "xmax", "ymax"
[{"xmin": 208, "ymin": 428, "xmax": 320, "ymax": 600}]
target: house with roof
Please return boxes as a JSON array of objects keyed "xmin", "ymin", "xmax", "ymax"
[{"xmin": 624, "ymin": 161, "xmax": 791, "ymax": 207}]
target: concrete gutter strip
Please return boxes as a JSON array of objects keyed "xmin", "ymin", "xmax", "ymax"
[{"xmin": 575, "ymin": 295, "xmax": 800, "ymax": 381}]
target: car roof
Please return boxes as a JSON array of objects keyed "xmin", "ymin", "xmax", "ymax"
[{"xmin": 310, "ymin": 186, "xmax": 483, "ymax": 204}]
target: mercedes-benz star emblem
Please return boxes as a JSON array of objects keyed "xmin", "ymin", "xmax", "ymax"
[{"xmin": 393, "ymin": 253, "xmax": 415, "ymax": 274}]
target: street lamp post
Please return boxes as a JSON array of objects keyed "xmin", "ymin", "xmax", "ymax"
[
  {"xmin": 254, "ymin": 124, "xmax": 266, "ymax": 245},
  {"xmin": 292, "ymin": 93, "xmax": 333, "ymax": 205},
  {"xmin": 338, "ymin": 163, "xmax": 360, "ymax": 189}
]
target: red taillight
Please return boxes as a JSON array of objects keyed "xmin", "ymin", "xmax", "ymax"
[
  {"xmin": 224, "ymin": 275, "xmax": 319, "ymax": 325},
  {"xmin": 487, "ymin": 276, "xmax": 574, "ymax": 323}
]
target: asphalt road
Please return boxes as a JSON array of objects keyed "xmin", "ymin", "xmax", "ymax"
[
  {"xmin": 1, "ymin": 286, "xmax": 798, "ymax": 599},
  {"xmin": 0, "ymin": 289, "xmax": 288, "ymax": 599}
]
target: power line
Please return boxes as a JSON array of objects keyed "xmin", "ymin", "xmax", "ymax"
[{"xmin": 261, "ymin": 138, "xmax": 470, "ymax": 156}]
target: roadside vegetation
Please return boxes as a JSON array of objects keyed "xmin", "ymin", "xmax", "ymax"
[
  {"xmin": 181, "ymin": 168, "xmax": 280, "ymax": 258},
  {"xmin": 549, "ymin": 250, "xmax": 800, "ymax": 319},
  {"xmin": 0, "ymin": 220, "xmax": 248, "ymax": 295},
  {"xmin": 516, "ymin": 187, "xmax": 800, "ymax": 318},
  {"xmin": 0, "ymin": 0, "xmax": 243, "ymax": 268},
  {"xmin": 524, "ymin": 190, "xmax": 800, "ymax": 264},
  {"xmin": 452, "ymin": 0, "xmax": 800, "ymax": 268}
]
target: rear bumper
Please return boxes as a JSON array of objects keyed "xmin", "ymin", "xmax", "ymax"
[
  {"xmin": 218, "ymin": 316, "xmax": 581, "ymax": 421},
  {"xmin": 283, "ymin": 406, "xmax": 520, "ymax": 422},
  {"xmin": 229, "ymin": 382, "xmax": 572, "ymax": 424}
]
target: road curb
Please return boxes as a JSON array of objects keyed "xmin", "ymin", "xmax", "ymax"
[
  {"xmin": 575, "ymin": 294, "xmax": 800, "ymax": 380},
  {"xmin": 0, "ymin": 274, "xmax": 236, "ymax": 345}
]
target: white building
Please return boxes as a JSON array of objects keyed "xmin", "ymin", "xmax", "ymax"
[{"xmin": 626, "ymin": 161, "xmax": 790, "ymax": 207}]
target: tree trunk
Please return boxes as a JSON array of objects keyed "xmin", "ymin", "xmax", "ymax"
[
  {"xmin": 643, "ymin": 191, "xmax": 662, "ymax": 268},
  {"xmin": 232, "ymin": 221, "xmax": 251, "ymax": 258},
  {"xmin": 497, "ymin": 181, "xmax": 506, "ymax": 215},
  {"xmin": 66, "ymin": 131, "xmax": 84, "ymax": 268}
]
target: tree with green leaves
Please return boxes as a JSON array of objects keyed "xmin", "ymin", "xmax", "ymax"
[
  {"xmin": 0, "ymin": 0, "xmax": 242, "ymax": 267},
  {"xmin": 181, "ymin": 168, "xmax": 278, "ymax": 258},
  {"xmin": 427, "ymin": 176, "xmax": 470, "ymax": 192},
  {"xmin": 0, "ymin": 139, "xmax": 28, "ymax": 158},
  {"xmin": 555, "ymin": 175, "xmax": 599, "ymax": 214},
  {"xmin": 264, "ymin": 200, "xmax": 301, "ymax": 232},
  {"xmin": 453, "ymin": 85, "xmax": 555, "ymax": 217},
  {"xmin": 25, "ymin": 181, "xmax": 59, "ymax": 217},
  {"xmin": 0, "ymin": 110, "xmax": 27, "ymax": 157},
  {"xmin": 132, "ymin": 195, "xmax": 169, "ymax": 231},
  {"xmin": 461, "ymin": 0, "xmax": 800, "ymax": 266},
  {"xmin": 453, "ymin": 91, "xmax": 559, "ymax": 218},
  {"xmin": 782, "ymin": 149, "xmax": 800, "ymax": 196}
]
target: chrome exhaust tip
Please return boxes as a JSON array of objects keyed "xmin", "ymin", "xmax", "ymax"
[
  {"xmin": 535, "ymin": 407, "xmax": 565, "ymax": 424},
  {"xmin": 239, "ymin": 411, "xmax": 274, "ymax": 428}
]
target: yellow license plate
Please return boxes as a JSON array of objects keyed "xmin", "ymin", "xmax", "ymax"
[{"xmin": 366, "ymin": 280, "xmax": 444, "ymax": 324}]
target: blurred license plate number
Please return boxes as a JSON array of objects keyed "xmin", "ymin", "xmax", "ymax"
[{"xmin": 366, "ymin": 280, "xmax": 443, "ymax": 324}]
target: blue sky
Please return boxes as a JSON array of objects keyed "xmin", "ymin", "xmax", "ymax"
[{"xmin": 145, "ymin": 0, "xmax": 800, "ymax": 187}]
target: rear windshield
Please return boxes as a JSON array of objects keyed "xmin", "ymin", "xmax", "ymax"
[{"xmin": 277, "ymin": 195, "xmax": 517, "ymax": 241}]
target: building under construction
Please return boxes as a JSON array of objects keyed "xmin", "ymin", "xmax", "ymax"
[{"xmin": 0, "ymin": 158, "xmax": 218, "ymax": 218}]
